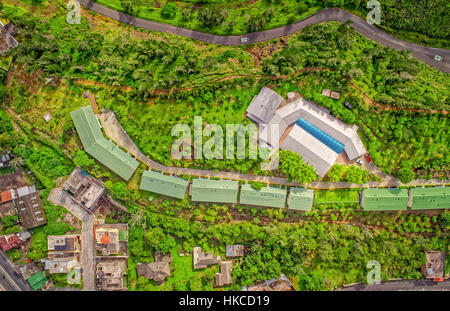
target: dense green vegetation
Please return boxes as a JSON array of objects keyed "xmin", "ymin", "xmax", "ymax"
[
  {"xmin": 126, "ymin": 202, "xmax": 449, "ymax": 290},
  {"xmin": 279, "ymin": 150, "xmax": 317, "ymax": 183},
  {"xmin": 326, "ymin": 164, "xmax": 379, "ymax": 183}
]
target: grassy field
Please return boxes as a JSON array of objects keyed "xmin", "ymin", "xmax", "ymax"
[{"xmin": 314, "ymin": 189, "xmax": 360, "ymax": 203}]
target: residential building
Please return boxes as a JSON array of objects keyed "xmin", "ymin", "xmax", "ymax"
[
  {"xmin": 71, "ymin": 106, "xmax": 139, "ymax": 181},
  {"xmin": 246, "ymin": 86, "xmax": 284, "ymax": 125},
  {"xmin": 0, "ymin": 21, "xmax": 18, "ymax": 54},
  {"xmin": 95, "ymin": 258, "xmax": 128, "ymax": 291},
  {"xmin": 47, "ymin": 235, "xmax": 81, "ymax": 253},
  {"xmin": 191, "ymin": 179, "xmax": 239, "ymax": 204},
  {"xmin": 361, "ymin": 188, "xmax": 409, "ymax": 211},
  {"xmin": 0, "ymin": 231, "xmax": 30, "ymax": 251},
  {"xmin": 137, "ymin": 251, "xmax": 172, "ymax": 285},
  {"xmin": 287, "ymin": 188, "xmax": 314, "ymax": 211},
  {"xmin": 45, "ymin": 256, "xmax": 81, "ymax": 274},
  {"xmin": 242, "ymin": 274, "xmax": 295, "ymax": 291},
  {"xmin": 140, "ymin": 170, "xmax": 188, "ymax": 199},
  {"xmin": 239, "ymin": 185, "xmax": 287, "ymax": 208},
  {"xmin": 215, "ymin": 261, "xmax": 233, "ymax": 287},
  {"xmin": 95, "ymin": 223, "xmax": 128, "ymax": 256},
  {"xmin": 410, "ymin": 187, "xmax": 450, "ymax": 210},
  {"xmin": 13, "ymin": 188, "xmax": 47, "ymax": 229},
  {"xmin": 193, "ymin": 247, "xmax": 220, "ymax": 270},
  {"xmin": 0, "ymin": 151, "xmax": 11, "ymax": 169},
  {"xmin": 63, "ymin": 167, "xmax": 105, "ymax": 211},
  {"xmin": 421, "ymin": 251, "xmax": 446, "ymax": 280},
  {"xmin": 226, "ymin": 244, "xmax": 245, "ymax": 258}
]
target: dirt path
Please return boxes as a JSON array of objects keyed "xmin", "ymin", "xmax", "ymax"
[{"xmin": 75, "ymin": 67, "xmax": 448, "ymax": 115}]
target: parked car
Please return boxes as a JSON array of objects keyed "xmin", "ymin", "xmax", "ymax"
[
  {"xmin": 365, "ymin": 154, "xmax": 372, "ymax": 162},
  {"xmin": 356, "ymin": 159, "xmax": 363, "ymax": 165},
  {"xmin": 344, "ymin": 101, "xmax": 353, "ymax": 110}
]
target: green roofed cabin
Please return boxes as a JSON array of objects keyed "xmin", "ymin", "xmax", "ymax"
[
  {"xmin": 411, "ymin": 187, "xmax": 450, "ymax": 210},
  {"xmin": 70, "ymin": 106, "xmax": 139, "ymax": 181},
  {"xmin": 191, "ymin": 179, "xmax": 238, "ymax": 204},
  {"xmin": 28, "ymin": 271, "xmax": 47, "ymax": 291},
  {"xmin": 362, "ymin": 188, "xmax": 408, "ymax": 211},
  {"xmin": 239, "ymin": 185, "xmax": 287, "ymax": 208},
  {"xmin": 287, "ymin": 188, "xmax": 314, "ymax": 211},
  {"xmin": 140, "ymin": 170, "xmax": 188, "ymax": 199}
]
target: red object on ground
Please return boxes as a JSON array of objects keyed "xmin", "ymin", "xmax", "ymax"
[
  {"xmin": 0, "ymin": 190, "xmax": 12, "ymax": 203},
  {"xmin": 366, "ymin": 154, "xmax": 372, "ymax": 162},
  {"xmin": 433, "ymin": 278, "xmax": 444, "ymax": 282}
]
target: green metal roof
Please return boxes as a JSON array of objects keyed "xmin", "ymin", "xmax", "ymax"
[
  {"xmin": 239, "ymin": 185, "xmax": 287, "ymax": 208},
  {"xmin": 119, "ymin": 230, "xmax": 128, "ymax": 241},
  {"xmin": 411, "ymin": 187, "xmax": 450, "ymax": 210},
  {"xmin": 71, "ymin": 106, "xmax": 139, "ymax": 181},
  {"xmin": 28, "ymin": 271, "xmax": 47, "ymax": 291},
  {"xmin": 191, "ymin": 179, "xmax": 239, "ymax": 203},
  {"xmin": 140, "ymin": 170, "xmax": 188, "ymax": 199},
  {"xmin": 287, "ymin": 188, "xmax": 314, "ymax": 211},
  {"xmin": 362, "ymin": 188, "xmax": 408, "ymax": 211}
]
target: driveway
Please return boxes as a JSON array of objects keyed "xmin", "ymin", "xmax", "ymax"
[
  {"xmin": 48, "ymin": 188, "xmax": 96, "ymax": 291},
  {"xmin": 79, "ymin": 1, "xmax": 450, "ymax": 73}
]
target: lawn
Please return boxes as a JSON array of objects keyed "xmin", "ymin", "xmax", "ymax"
[{"xmin": 314, "ymin": 189, "xmax": 360, "ymax": 204}]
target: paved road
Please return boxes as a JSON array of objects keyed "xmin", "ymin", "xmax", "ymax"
[
  {"xmin": 98, "ymin": 110, "xmax": 450, "ymax": 189},
  {"xmin": 0, "ymin": 251, "xmax": 32, "ymax": 291},
  {"xmin": 79, "ymin": 1, "xmax": 450, "ymax": 73},
  {"xmin": 48, "ymin": 188, "xmax": 96, "ymax": 291},
  {"xmin": 338, "ymin": 279, "xmax": 450, "ymax": 291}
]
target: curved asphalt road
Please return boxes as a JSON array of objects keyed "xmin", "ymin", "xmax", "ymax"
[{"xmin": 79, "ymin": 1, "xmax": 450, "ymax": 73}]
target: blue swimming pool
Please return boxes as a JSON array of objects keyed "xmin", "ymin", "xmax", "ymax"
[{"xmin": 296, "ymin": 118, "xmax": 345, "ymax": 154}]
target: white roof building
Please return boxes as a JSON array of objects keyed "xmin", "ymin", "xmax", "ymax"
[
  {"xmin": 246, "ymin": 87, "xmax": 284, "ymax": 125},
  {"xmin": 280, "ymin": 125, "xmax": 340, "ymax": 177},
  {"xmin": 247, "ymin": 88, "xmax": 367, "ymax": 177}
]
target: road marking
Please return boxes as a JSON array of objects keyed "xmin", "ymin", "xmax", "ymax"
[{"xmin": 0, "ymin": 265, "xmax": 21, "ymax": 291}]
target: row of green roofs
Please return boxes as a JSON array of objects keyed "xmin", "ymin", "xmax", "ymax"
[
  {"xmin": 363, "ymin": 187, "xmax": 450, "ymax": 211},
  {"xmin": 71, "ymin": 107, "xmax": 448, "ymax": 211},
  {"xmin": 71, "ymin": 106, "xmax": 139, "ymax": 181},
  {"xmin": 140, "ymin": 171, "xmax": 449, "ymax": 211},
  {"xmin": 140, "ymin": 170, "xmax": 313, "ymax": 210}
]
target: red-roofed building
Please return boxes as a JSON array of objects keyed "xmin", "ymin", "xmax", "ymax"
[
  {"xmin": 0, "ymin": 236, "xmax": 9, "ymax": 251},
  {"xmin": 1, "ymin": 190, "xmax": 12, "ymax": 203},
  {"xmin": 0, "ymin": 233, "xmax": 27, "ymax": 251}
]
